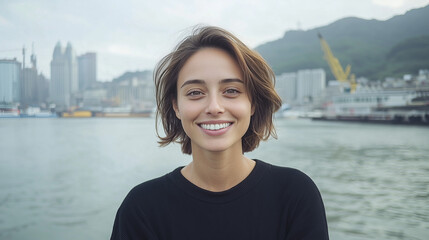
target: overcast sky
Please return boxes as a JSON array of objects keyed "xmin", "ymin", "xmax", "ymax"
[{"xmin": 1, "ymin": 0, "xmax": 428, "ymax": 81}]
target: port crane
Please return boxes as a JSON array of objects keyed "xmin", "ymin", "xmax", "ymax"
[{"xmin": 318, "ymin": 33, "xmax": 357, "ymax": 92}]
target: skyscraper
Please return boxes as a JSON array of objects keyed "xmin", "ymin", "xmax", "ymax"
[
  {"xmin": 20, "ymin": 47, "xmax": 39, "ymax": 106},
  {"xmin": 20, "ymin": 67, "xmax": 37, "ymax": 106},
  {"xmin": 296, "ymin": 69, "xmax": 326, "ymax": 103},
  {"xmin": 275, "ymin": 69, "xmax": 326, "ymax": 105},
  {"xmin": 50, "ymin": 42, "xmax": 78, "ymax": 109},
  {"xmin": 78, "ymin": 52, "xmax": 97, "ymax": 90},
  {"xmin": 35, "ymin": 73, "xmax": 49, "ymax": 105},
  {"xmin": 276, "ymin": 72, "xmax": 297, "ymax": 103},
  {"xmin": 0, "ymin": 59, "xmax": 21, "ymax": 103}
]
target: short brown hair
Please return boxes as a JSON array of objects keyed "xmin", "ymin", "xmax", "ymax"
[{"xmin": 154, "ymin": 26, "xmax": 282, "ymax": 154}]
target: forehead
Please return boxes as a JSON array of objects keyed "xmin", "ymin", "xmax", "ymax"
[{"xmin": 177, "ymin": 47, "xmax": 243, "ymax": 84}]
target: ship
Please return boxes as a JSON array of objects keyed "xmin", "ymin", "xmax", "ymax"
[
  {"xmin": 315, "ymin": 33, "xmax": 429, "ymax": 125},
  {"xmin": 0, "ymin": 104, "xmax": 20, "ymax": 118},
  {"xmin": 314, "ymin": 87, "xmax": 429, "ymax": 125}
]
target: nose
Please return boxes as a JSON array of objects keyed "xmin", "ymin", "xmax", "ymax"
[{"xmin": 205, "ymin": 94, "xmax": 224, "ymax": 115}]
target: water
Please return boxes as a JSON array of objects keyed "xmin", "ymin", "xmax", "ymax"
[{"xmin": 0, "ymin": 118, "xmax": 428, "ymax": 239}]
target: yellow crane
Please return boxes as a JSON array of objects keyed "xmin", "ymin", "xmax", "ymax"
[{"xmin": 318, "ymin": 33, "xmax": 357, "ymax": 92}]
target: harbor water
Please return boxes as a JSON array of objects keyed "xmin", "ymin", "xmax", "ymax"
[{"xmin": 0, "ymin": 118, "xmax": 428, "ymax": 239}]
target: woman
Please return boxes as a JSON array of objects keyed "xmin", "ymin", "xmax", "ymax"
[{"xmin": 111, "ymin": 26, "xmax": 329, "ymax": 240}]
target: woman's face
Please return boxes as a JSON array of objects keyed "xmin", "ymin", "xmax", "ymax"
[{"xmin": 173, "ymin": 47, "xmax": 253, "ymax": 154}]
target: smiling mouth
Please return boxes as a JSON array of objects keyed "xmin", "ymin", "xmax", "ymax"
[{"xmin": 199, "ymin": 123, "xmax": 232, "ymax": 131}]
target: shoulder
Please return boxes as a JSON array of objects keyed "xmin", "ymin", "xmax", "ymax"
[
  {"xmin": 257, "ymin": 160, "xmax": 322, "ymax": 197},
  {"xmin": 111, "ymin": 174, "xmax": 174, "ymax": 240},
  {"xmin": 256, "ymin": 161, "xmax": 329, "ymax": 239},
  {"xmin": 116, "ymin": 171, "xmax": 178, "ymax": 219},
  {"xmin": 272, "ymin": 164, "xmax": 316, "ymax": 186},
  {"xmin": 259, "ymin": 160, "xmax": 317, "ymax": 185},
  {"xmin": 123, "ymin": 173, "xmax": 171, "ymax": 207}
]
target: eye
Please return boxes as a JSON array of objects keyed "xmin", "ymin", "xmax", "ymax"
[
  {"xmin": 188, "ymin": 91, "xmax": 201, "ymax": 95},
  {"xmin": 186, "ymin": 90, "xmax": 204, "ymax": 98},
  {"xmin": 224, "ymin": 88, "xmax": 240, "ymax": 96}
]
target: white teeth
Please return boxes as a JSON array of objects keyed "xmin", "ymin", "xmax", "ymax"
[{"xmin": 200, "ymin": 123, "xmax": 231, "ymax": 130}]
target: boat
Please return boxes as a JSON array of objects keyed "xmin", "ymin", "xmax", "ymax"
[
  {"xmin": 0, "ymin": 104, "xmax": 20, "ymax": 118},
  {"xmin": 61, "ymin": 110, "xmax": 93, "ymax": 118},
  {"xmin": 20, "ymin": 107, "xmax": 58, "ymax": 118},
  {"xmin": 314, "ymin": 87, "xmax": 429, "ymax": 125}
]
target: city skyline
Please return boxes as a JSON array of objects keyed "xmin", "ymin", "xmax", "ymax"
[{"xmin": 1, "ymin": 0, "xmax": 429, "ymax": 81}]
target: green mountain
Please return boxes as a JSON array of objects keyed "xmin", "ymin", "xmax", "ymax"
[
  {"xmin": 255, "ymin": 4, "xmax": 429, "ymax": 80},
  {"xmin": 384, "ymin": 35, "xmax": 429, "ymax": 76}
]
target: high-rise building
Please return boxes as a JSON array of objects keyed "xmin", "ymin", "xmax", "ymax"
[
  {"xmin": 16, "ymin": 45, "xmax": 50, "ymax": 107},
  {"xmin": 276, "ymin": 69, "xmax": 326, "ymax": 105},
  {"xmin": 35, "ymin": 73, "xmax": 49, "ymax": 105},
  {"xmin": 50, "ymin": 42, "xmax": 78, "ymax": 109},
  {"xmin": 0, "ymin": 59, "xmax": 21, "ymax": 103},
  {"xmin": 296, "ymin": 69, "xmax": 326, "ymax": 103},
  {"xmin": 20, "ymin": 47, "xmax": 38, "ymax": 106},
  {"xmin": 20, "ymin": 67, "xmax": 38, "ymax": 106},
  {"xmin": 78, "ymin": 52, "xmax": 97, "ymax": 90},
  {"xmin": 276, "ymin": 72, "xmax": 297, "ymax": 104}
]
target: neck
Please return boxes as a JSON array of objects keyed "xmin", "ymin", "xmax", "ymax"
[{"xmin": 181, "ymin": 144, "xmax": 255, "ymax": 192}]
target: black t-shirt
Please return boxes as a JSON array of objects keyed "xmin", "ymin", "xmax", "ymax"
[{"xmin": 111, "ymin": 159, "xmax": 329, "ymax": 240}]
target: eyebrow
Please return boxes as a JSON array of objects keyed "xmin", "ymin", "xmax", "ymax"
[{"xmin": 180, "ymin": 78, "xmax": 244, "ymax": 88}]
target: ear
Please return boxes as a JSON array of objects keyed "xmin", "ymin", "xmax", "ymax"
[
  {"xmin": 172, "ymin": 99, "xmax": 181, "ymax": 119},
  {"xmin": 251, "ymin": 104, "xmax": 255, "ymax": 116}
]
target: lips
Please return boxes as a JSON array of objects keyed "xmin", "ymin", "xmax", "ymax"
[
  {"xmin": 200, "ymin": 122, "xmax": 232, "ymax": 131},
  {"xmin": 197, "ymin": 122, "xmax": 232, "ymax": 136}
]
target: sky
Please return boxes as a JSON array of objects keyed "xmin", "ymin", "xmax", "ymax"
[{"xmin": 1, "ymin": 0, "xmax": 429, "ymax": 81}]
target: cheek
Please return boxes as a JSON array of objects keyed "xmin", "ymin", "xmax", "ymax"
[
  {"xmin": 230, "ymin": 101, "xmax": 253, "ymax": 120},
  {"xmin": 177, "ymin": 101, "xmax": 201, "ymax": 121}
]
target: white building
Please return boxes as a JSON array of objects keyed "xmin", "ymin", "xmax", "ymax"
[
  {"xmin": 50, "ymin": 42, "xmax": 78, "ymax": 109},
  {"xmin": 296, "ymin": 69, "xmax": 326, "ymax": 104},
  {"xmin": 275, "ymin": 68, "xmax": 326, "ymax": 105},
  {"xmin": 0, "ymin": 59, "xmax": 21, "ymax": 103},
  {"xmin": 275, "ymin": 72, "xmax": 297, "ymax": 104}
]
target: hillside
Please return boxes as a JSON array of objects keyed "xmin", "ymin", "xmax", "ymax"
[
  {"xmin": 255, "ymin": 4, "xmax": 429, "ymax": 80},
  {"xmin": 112, "ymin": 70, "xmax": 152, "ymax": 82},
  {"xmin": 384, "ymin": 35, "xmax": 429, "ymax": 77}
]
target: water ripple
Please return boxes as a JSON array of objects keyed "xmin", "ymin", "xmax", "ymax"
[{"xmin": 1, "ymin": 118, "xmax": 428, "ymax": 239}]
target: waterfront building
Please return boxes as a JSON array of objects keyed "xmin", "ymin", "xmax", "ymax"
[
  {"xmin": 275, "ymin": 72, "xmax": 297, "ymax": 104},
  {"xmin": 35, "ymin": 73, "xmax": 49, "ymax": 105},
  {"xmin": 275, "ymin": 68, "xmax": 326, "ymax": 106},
  {"xmin": 50, "ymin": 42, "xmax": 78, "ymax": 109},
  {"xmin": 107, "ymin": 71, "xmax": 155, "ymax": 110},
  {"xmin": 19, "ymin": 46, "xmax": 50, "ymax": 107},
  {"xmin": 296, "ymin": 68, "xmax": 326, "ymax": 104},
  {"xmin": 20, "ymin": 67, "xmax": 38, "ymax": 106},
  {"xmin": 417, "ymin": 69, "xmax": 429, "ymax": 85},
  {"xmin": 78, "ymin": 52, "xmax": 97, "ymax": 90},
  {"xmin": 21, "ymin": 49, "xmax": 38, "ymax": 106},
  {"xmin": 82, "ymin": 88, "xmax": 107, "ymax": 108},
  {"xmin": 0, "ymin": 59, "xmax": 21, "ymax": 103}
]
